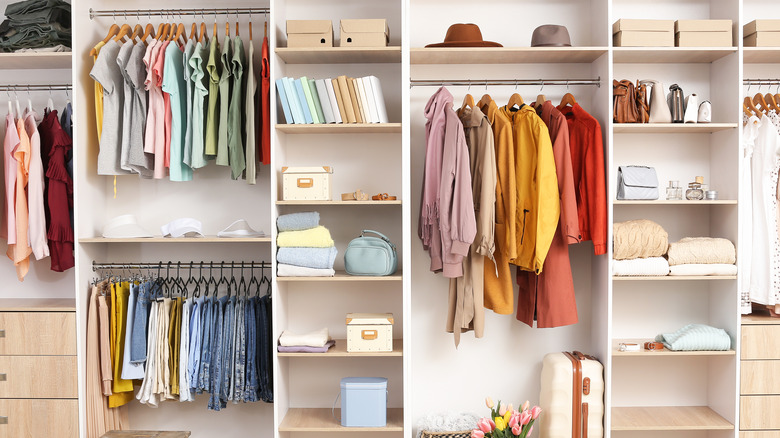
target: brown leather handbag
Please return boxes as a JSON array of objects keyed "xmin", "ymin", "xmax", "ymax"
[
  {"xmin": 635, "ymin": 80, "xmax": 650, "ymax": 123},
  {"xmin": 613, "ymin": 79, "xmax": 639, "ymax": 123}
]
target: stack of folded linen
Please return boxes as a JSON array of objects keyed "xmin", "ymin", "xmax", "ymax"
[
  {"xmin": 0, "ymin": 0, "xmax": 72, "ymax": 52},
  {"xmin": 612, "ymin": 219, "xmax": 670, "ymax": 276},
  {"xmin": 277, "ymin": 327, "xmax": 335, "ymax": 353},
  {"xmin": 276, "ymin": 212, "xmax": 337, "ymax": 277},
  {"xmin": 667, "ymin": 237, "xmax": 737, "ymax": 276}
]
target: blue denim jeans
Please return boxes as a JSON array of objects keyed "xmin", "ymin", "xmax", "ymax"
[
  {"xmin": 244, "ymin": 296, "xmax": 258, "ymax": 402},
  {"xmin": 187, "ymin": 297, "xmax": 202, "ymax": 391},
  {"xmin": 197, "ymin": 296, "xmax": 214, "ymax": 394},
  {"xmin": 232, "ymin": 297, "xmax": 246, "ymax": 403},
  {"xmin": 130, "ymin": 281, "xmax": 150, "ymax": 363},
  {"xmin": 220, "ymin": 296, "xmax": 236, "ymax": 404},
  {"xmin": 208, "ymin": 296, "xmax": 227, "ymax": 411}
]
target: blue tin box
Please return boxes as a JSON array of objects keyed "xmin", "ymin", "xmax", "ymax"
[{"xmin": 340, "ymin": 377, "xmax": 388, "ymax": 427}]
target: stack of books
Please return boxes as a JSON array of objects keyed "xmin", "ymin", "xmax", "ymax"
[{"xmin": 276, "ymin": 75, "xmax": 389, "ymax": 124}]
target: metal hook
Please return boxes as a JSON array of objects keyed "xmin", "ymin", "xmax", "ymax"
[
  {"xmin": 467, "ymin": 80, "xmax": 471, "ymax": 92},
  {"xmin": 566, "ymin": 80, "xmax": 570, "ymax": 91},
  {"xmin": 748, "ymin": 81, "xmax": 752, "ymax": 93},
  {"xmin": 515, "ymin": 79, "xmax": 518, "ymax": 90},
  {"xmin": 539, "ymin": 80, "xmax": 544, "ymax": 93},
  {"xmin": 484, "ymin": 80, "xmax": 488, "ymax": 91},
  {"xmin": 112, "ymin": 11, "xmax": 116, "ymax": 24}
]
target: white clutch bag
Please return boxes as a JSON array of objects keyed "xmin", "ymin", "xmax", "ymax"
[{"xmin": 616, "ymin": 165, "xmax": 659, "ymax": 200}]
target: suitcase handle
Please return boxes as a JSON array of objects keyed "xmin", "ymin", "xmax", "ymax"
[{"xmin": 582, "ymin": 403, "xmax": 588, "ymax": 438}]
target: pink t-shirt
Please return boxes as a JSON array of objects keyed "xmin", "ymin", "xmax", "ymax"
[
  {"xmin": 154, "ymin": 41, "xmax": 172, "ymax": 171},
  {"xmin": 142, "ymin": 38, "xmax": 159, "ymax": 157},
  {"xmin": 2, "ymin": 113, "xmax": 18, "ymax": 243},
  {"xmin": 24, "ymin": 110, "xmax": 49, "ymax": 261},
  {"xmin": 9, "ymin": 117, "xmax": 31, "ymax": 281}
]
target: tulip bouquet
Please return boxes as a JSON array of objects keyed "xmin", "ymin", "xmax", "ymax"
[{"xmin": 471, "ymin": 397, "xmax": 541, "ymax": 438}]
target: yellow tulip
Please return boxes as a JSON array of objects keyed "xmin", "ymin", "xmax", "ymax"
[
  {"xmin": 503, "ymin": 410, "xmax": 512, "ymax": 425},
  {"xmin": 495, "ymin": 417, "xmax": 507, "ymax": 431}
]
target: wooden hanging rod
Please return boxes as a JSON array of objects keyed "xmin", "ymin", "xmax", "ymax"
[
  {"xmin": 410, "ymin": 78, "xmax": 601, "ymax": 88},
  {"xmin": 92, "ymin": 261, "xmax": 271, "ymax": 271},
  {"xmin": 0, "ymin": 84, "xmax": 71, "ymax": 92},
  {"xmin": 89, "ymin": 7, "xmax": 269, "ymax": 20}
]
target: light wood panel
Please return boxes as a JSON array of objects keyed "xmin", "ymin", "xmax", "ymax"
[
  {"xmin": 0, "ymin": 299, "xmax": 75, "ymax": 312},
  {"xmin": 740, "ymin": 432, "xmax": 780, "ymax": 438},
  {"xmin": 612, "ymin": 276, "xmax": 737, "ymax": 281},
  {"xmin": 741, "ymin": 361, "xmax": 780, "ymax": 395},
  {"xmin": 0, "ymin": 356, "xmax": 77, "ymax": 398},
  {"xmin": 744, "ymin": 48, "xmax": 780, "ymax": 64},
  {"xmin": 79, "ymin": 236, "xmax": 271, "ymax": 243},
  {"xmin": 410, "ymin": 47, "xmax": 607, "ymax": 64},
  {"xmin": 0, "ymin": 53, "xmax": 71, "ymax": 70},
  {"xmin": 0, "ymin": 399, "xmax": 78, "ymax": 438},
  {"xmin": 277, "ymin": 339, "xmax": 402, "ymax": 357},
  {"xmin": 276, "ymin": 200, "xmax": 402, "ymax": 206},
  {"xmin": 277, "ymin": 270, "xmax": 403, "ymax": 282},
  {"xmin": 0, "ymin": 313, "xmax": 76, "ymax": 355},
  {"xmin": 612, "ymin": 47, "xmax": 736, "ymax": 63},
  {"xmin": 275, "ymin": 46, "xmax": 401, "ymax": 64},
  {"xmin": 611, "ymin": 339, "xmax": 735, "ymax": 357},
  {"xmin": 611, "ymin": 406, "xmax": 733, "ymax": 430},
  {"xmin": 101, "ymin": 432, "xmax": 191, "ymax": 437},
  {"xmin": 613, "ymin": 200, "xmax": 738, "ymax": 205},
  {"xmin": 741, "ymin": 396, "xmax": 780, "ymax": 429},
  {"xmin": 741, "ymin": 325, "xmax": 780, "ymax": 360},
  {"xmin": 742, "ymin": 314, "xmax": 780, "ymax": 325},
  {"xmin": 613, "ymin": 123, "xmax": 738, "ymax": 133},
  {"xmin": 276, "ymin": 123, "xmax": 402, "ymax": 134},
  {"xmin": 278, "ymin": 407, "xmax": 403, "ymax": 432}
]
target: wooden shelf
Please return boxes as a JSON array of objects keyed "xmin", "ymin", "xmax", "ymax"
[
  {"xmin": 611, "ymin": 406, "xmax": 733, "ymax": 431},
  {"xmin": 0, "ymin": 298, "xmax": 76, "ymax": 312},
  {"xmin": 0, "ymin": 52, "xmax": 71, "ymax": 69},
  {"xmin": 612, "ymin": 47, "xmax": 736, "ymax": 63},
  {"xmin": 612, "ymin": 339, "xmax": 735, "ymax": 357},
  {"xmin": 277, "ymin": 339, "xmax": 402, "ymax": 357},
  {"xmin": 279, "ymin": 407, "xmax": 404, "ymax": 432},
  {"xmin": 277, "ymin": 270, "xmax": 403, "ymax": 282},
  {"xmin": 79, "ymin": 236, "xmax": 271, "ymax": 243},
  {"xmin": 614, "ymin": 200, "xmax": 737, "ymax": 205},
  {"xmin": 410, "ymin": 47, "xmax": 607, "ymax": 64},
  {"xmin": 276, "ymin": 200, "xmax": 401, "ymax": 206},
  {"xmin": 742, "ymin": 313, "xmax": 780, "ymax": 325},
  {"xmin": 744, "ymin": 47, "xmax": 780, "ymax": 64},
  {"xmin": 276, "ymin": 123, "xmax": 401, "ymax": 134},
  {"xmin": 275, "ymin": 46, "xmax": 401, "ymax": 64},
  {"xmin": 613, "ymin": 123, "xmax": 738, "ymax": 133},
  {"xmin": 613, "ymin": 275, "xmax": 736, "ymax": 281}
]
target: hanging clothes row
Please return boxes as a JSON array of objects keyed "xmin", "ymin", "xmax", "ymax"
[
  {"xmin": 89, "ymin": 9, "xmax": 271, "ymax": 183},
  {"xmin": 741, "ymin": 80, "xmax": 780, "ymax": 316},
  {"xmin": 85, "ymin": 261, "xmax": 273, "ymax": 426},
  {"xmin": 2, "ymin": 85, "xmax": 74, "ymax": 281},
  {"xmin": 416, "ymin": 80, "xmax": 606, "ymax": 345}
]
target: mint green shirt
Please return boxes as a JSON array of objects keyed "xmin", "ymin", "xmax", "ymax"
[
  {"xmin": 161, "ymin": 42, "xmax": 192, "ymax": 182},
  {"xmin": 189, "ymin": 41, "xmax": 208, "ymax": 169},
  {"xmin": 204, "ymin": 37, "xmax": 220, "ymax": 157},
  {"xmin": 216, "ymin": 35, "xmax": 232, "ymax": 166}
]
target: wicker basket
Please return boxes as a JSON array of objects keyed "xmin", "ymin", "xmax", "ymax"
[{"xmin": 420, "ymin": 431, "xmax": 472, "ymax": 438}]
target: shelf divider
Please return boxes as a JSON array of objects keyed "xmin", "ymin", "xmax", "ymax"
[
  {"xmin": 611, "ymin": 339, "xmax": 735, "ymax": 357},
  {"xmin": 277, "ymin": 339, "xmax": 402, "ymax": 357},
  {"xmin": 411, "ymin": 47, "xmax": 607, "ymax": 64},
  {"xmin": 275, "ymin": 46, "xmax": 401, "ymax": 64},
  {"xmin": 279, "ymin": 408, "xmax": 404, "ymax": 432},
  {"xmin": 277, "ymin": 270, "xmax": 402, "ymax": 282},
  {"xmin": 611, "ymin": 406, "xmax": 733, "ymax": 431},
  {"xmin": 613, "ymin": 123, "xmax": 737, "ymax": 133},
  {"xmin": 276, "ymin": 123, "xmax": 401, "ymax": 134},
  {"xmin": 612, "ymin": 47, "xmax": 736, "ymax": 63}
]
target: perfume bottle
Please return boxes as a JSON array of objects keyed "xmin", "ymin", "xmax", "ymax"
[
  {"xmin": 685, "ymin": 176, "xmax": 705, "ymax": 200},
  {"xmin": 666, "ymin": 180, "xmax": 682, "ymax": 200}
]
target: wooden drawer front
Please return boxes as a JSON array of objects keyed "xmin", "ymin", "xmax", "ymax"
[
  {"xmin": 0, "ymin": 312, "xmax": 75, "ymax": 355},
  {"xmin": 741, "ymin": 433, "xmax": 780, "ymax": 438},
  {"xmin": 742, "ymin": 326, "xmax": 780, "ymax": 360},
  {"xmin": 0, "ymin": 399, "xmax": 77, "ymax": 438},
  {"xmin": 741, "ymin": 396, "xmax": 780, "ymax": 429},
  {"xmin": 0, "ymin": 356, "xmax": 76, "ymax": 398},
  {"xmin": 742, "ymin": 361, "xmax": 780, "ymax": 394}
]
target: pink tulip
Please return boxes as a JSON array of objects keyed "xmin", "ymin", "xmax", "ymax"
[
  {"xmin": 508, "ymin": 414, "xmax": 519, "ymax": 428},
  {"xmin": 527, "ymin": 425, "xmax": 534, "ymax": 437},
  {"xmin": 511, "ymin": 424, "xmax": 521, "ymax": 435},
  {"xmin": 489, "ymin": 419, "xmax": 496, "ymax": 429},
  {"xmin": 522, "ymin": 400, "xmax": 530, "ymax": 412},
  {"xmin": 477, "ymin": 418, "xmax": 493, "ymax": 433},
  {"xmin": 499, "ymin": 404, "xmax": 507, "ymax": 416},
  {"xmin": 531, "ymin": 406, "xmax": 542, "ymax": 420},
  {"xmin": 520, "ymin": 411, "xmax": 532, "ymax": 426},
  {"xmin": 507, "ymin": 403, "xmax": 514, "ymax": 413},
  {"xmin": 486, "ymin": 397, "xmax": 495, "ymax": 409},
  {"xmin": 471, "ymin": 430, "xmax": 485, "ymax": 438}
]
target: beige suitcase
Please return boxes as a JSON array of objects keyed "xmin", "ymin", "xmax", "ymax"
[{"xmin": 540, "ymin": 351, "xmax": 604, "ymax": 438}]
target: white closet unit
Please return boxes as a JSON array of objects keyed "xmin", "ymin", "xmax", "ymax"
[{"xmin": 71, "ymin": 0, "xmax": 274, "ymax": 436}]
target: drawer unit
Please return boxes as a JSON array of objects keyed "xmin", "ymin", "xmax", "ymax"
[
  {"xmin": 740, "ymin": 433, "xmax": 780, "ymax": 438},
  {"xmin": 0, "ymin": 399, "xmax": 78, "ymax": 438},
  {"xmin": 742, "ymin": 361, "xmax": 780, "ymax": 395},
  {"xmin": 741, "ymin": 325, "xmax": 780, "ymax": 360},
  {"xmin": 0, "ymin": 312, "xmax": 76, "ymax": 355},
  {"xmin": 741, "ymin": 396, "xmax": 780, "ymax": 430},
  {"xmin": 0, "ymin": 356, "xmax": 77, "ymax": 398}
]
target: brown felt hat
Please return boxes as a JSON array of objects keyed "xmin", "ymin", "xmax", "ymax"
[
  {"xmin": 425, "ymin": 23, "xmax": 503, "ymax": 48},
  {"xmin": 531, "ymin": 25, "xmax": 572, "ymax": 47}
]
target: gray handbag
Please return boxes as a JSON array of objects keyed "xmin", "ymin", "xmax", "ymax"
[{"xmin": 617, "ymin": 166, "xmax": 659, "ymax": 200}]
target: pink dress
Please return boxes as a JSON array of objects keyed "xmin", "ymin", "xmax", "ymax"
[
  {"xmin": 8, "ymin": 117, "xmax": 31, "ymax": 281},
  {"xmin": 24, "ymin": 110, "xmax": 49, "ymax": 260},
  {"xmin": 143, "ymin": 39, "xmax": 165, "ymax": 178},
  {"xmin": 154, "ymin": 41, "xmax": 172, "ymax": 170},
  {"xmin": 3, "ymin": 113, "xmax": 18, "ymax": 243}
]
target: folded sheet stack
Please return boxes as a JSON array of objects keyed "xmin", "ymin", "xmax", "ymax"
[
  {"xmin": 667, "ymin": 237, "xmax": 737, "ymax": 276},
  {"xmin": 0, "ymin": 0, "xmax": 71, "ymax": 52},
  {"xmin": 612, "ymin": 219, "xmax": 670, "ymax": 276},
  {"xmin": 277, "ymin": 328, "xmax": 335, "ymax": 353},
  {"xmin": 276, "ymin": 212, "xmax": 337, "ymax": 276}
]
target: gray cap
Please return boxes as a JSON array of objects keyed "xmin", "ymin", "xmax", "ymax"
[{"xmin": 531, "ymin": 25, "xmax": 572, "ymax": 47}]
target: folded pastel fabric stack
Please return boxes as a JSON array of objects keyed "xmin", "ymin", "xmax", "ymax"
[
  {"xmin": 612, "ymin": 219, "xmax": 670, "ymax": 276},
  {"xmin": 277, "ymin": 327, "xmax": 335, "ymax": 353},
  {"xmin": 276, "ymin": 212, "xmax": 337, "ymax": 277},
  {"xmin": 667, "ymin": 237, "xmax": 737, "ymax": 276}
]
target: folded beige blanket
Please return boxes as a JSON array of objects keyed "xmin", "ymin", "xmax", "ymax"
[
  {"xmin": 613, "ymin": 219, "xmax": 668, "ymax": 260},
  {"xmin": 667, "ymin": 237, "xmax": 736, "ymax": 266}
]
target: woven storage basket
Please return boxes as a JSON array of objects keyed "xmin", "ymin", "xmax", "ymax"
[{"xmin": 420, "ymin": 431, "xmax": 472, "ymax": 438}]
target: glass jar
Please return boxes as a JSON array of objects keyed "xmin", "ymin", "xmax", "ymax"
[
  {"xmin": 686, "ymin": 182, "xmax": 704, "ymax": 200},
  {"xmin": 666, "ymin": 180, "xmax": 683, "ymax": 200}
]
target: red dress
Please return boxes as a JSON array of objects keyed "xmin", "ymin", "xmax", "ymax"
[{"xmin": 259, "ymin": 35, "xmax": 270, "ymax": 165}]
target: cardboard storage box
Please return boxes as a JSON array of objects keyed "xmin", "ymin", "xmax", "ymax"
[
  {"xmin": 281, "ymin": 166, "xmax": 333, "ymax": 201},
  {"xmin": 346, "ymin": 313, "xmax": 393, "ymax": 352},
  {"xmin": 286, "ymin": 20, "xmax": 333, "ymax": 48},
  {"xmin": 744, "ymin": 20, "xmax": 780, "ymax": 47},
  {"xmin": 613, "ymin": 19, "xmax": 674, "ymax": 47},
  {"xmin": 675, "ymin": 20, "xmax": 733, "ymax": 47},
  {"xmin": 340, "ymin": 377, "xmax": 387, "ymax": 427},
  {"xmin": 339, "ymin": 19, "xmax": 389, "ymax": 47}
]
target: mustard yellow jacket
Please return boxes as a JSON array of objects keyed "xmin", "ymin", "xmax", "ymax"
[{"xmin": 499, "ymin": 105, "xmax": 560, "ymax": 273}]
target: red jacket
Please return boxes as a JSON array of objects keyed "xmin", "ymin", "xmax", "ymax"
[{"xmin": 557, "ymin": 103, "xmax": 607, "ymax": 255}]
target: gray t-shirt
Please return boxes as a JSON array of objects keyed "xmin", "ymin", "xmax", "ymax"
[
  {"xmin": 182, "ymin": 39, "xmax": 195, "ymax": 168},
  {"xmin": 127, "ymin": 43, "xmax": 154, "ymax": 176},
  {"xmin": 90, "ymin": 39, "xmax": 130, "ymax": 175},
  {"xmin": 216, "ymin": 35, "xmax": 232, "ymax": 167}
]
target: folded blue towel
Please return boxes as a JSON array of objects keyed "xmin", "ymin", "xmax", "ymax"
[
  {"xmin": 276, "ymin": 246, "xmax": 338, "ymax": 270},
  {"xmin": 277, "ymin": 212, "xmax": 320, "ymax": 232}
]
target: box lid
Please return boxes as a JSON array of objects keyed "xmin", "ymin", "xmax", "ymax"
[
  {"xmin": 675, "ymin": 19, "xmax": 732, "ymax": 32},
  {"xmin": 745, "ymin": 19, "xmax": 780, "ymax": 35},
  {"xmin": 346, "ymin": 312, "xmax": 394, "ymax": 325},
  {"xmin": 613, "ymin": 19, "xmax": 674, "ymax": 34},
  {"xmin": 340, "ymin": 377, "xmax": 388, "ymax": 390},
  {"xmin": 340, "ymin": 19, "xmax": 389, "ymax": 34},
  {"xmin": 281, "ymin": 166, "xmax": 333, "ymax": 174},
  {"xmin": 287, "ymin": 20, "xmax": 332, "ymax": 34}
]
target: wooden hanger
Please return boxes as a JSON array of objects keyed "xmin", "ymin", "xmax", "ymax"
[
  {"xmin": 744, "ymin": 96, "xmax": 761, "ymax": 118},
  {"xmin": 535, "ymin": 93, "xmax": 547, "ymax": 109},
  {"xmin": 235, "ymin": 14, "xmax": 240, "ymax": 37},
  {"xmin": 507, "ymin": 93, "xmax": 524, "ymax": 110},
  {"xmin": 130, "ymin": 24, "xmax": 144, "ymax": 43},
  {"xmin": 560, "ymin": 92, "xmax": 577, "ymax": 109},
  {"xmin": 476, "ymin": 93, "xmax": 493, "ymax": 110},
  {"xmin": 766, "ymin": 93, "xmax": 780, "ymax": 113},
  {"xmin": 157, "ymin": 22, "xmax": 167, "ymax": 41},
  {"xmin": 140, "ymin": 23, "xmax": 155, "ymax": 43},
  {"xmin": 213, "ymin": 18, "xmax": 218, "ymax": 41},
  {"xmin": 167, "ymin": 22, "xmax": 177, "ymax": 42},
  {"xmin": 189, "ymin": 23, "xmax": 198, "ymax": 41},
  {"xmin": 249, "ymin": 17, "xmax": 253, "ymax": 40},
  {"xmin": 113, "ymin": 23, "xmax": 132, "ymax": 42},
  {"xmin": 226, "ymin": 20, "xmax": 230, "ymax": 37},
  {"xmin": 199, "ymin": 22, "xmax": 207, "ymax": 43},
  {"xmin": 90, "ymin": 24, "xmax": 120, "ymax": 55},
  {"xmin": 264, "ymin": 21, "xmax": 268, "ymax": 38},
  {"xmin": 174, "ymin": 23, "xmax": 186, "ymax": 46},
  {"xmin": 754, "ymin": 92, "xmax": 770, "ymax": 114},
  {"xmin": 460, "ymin": 93, "xmax": 474, "ymax": 113}
]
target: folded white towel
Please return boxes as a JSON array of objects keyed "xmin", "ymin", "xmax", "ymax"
[
  {"xmin": 613, "ymin": 257, "xmax": 670, "ymax": 276},
  {"xmin": 669, "ymin": 264, "xmax": 738, "ymax": 276},
  {"xmin": 279, "ymin": 328, "xmax": 330, "ymax": 347},
  {"xmin": 277, "ymin": 263, "xmax": 335, "ymax": 277}
]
